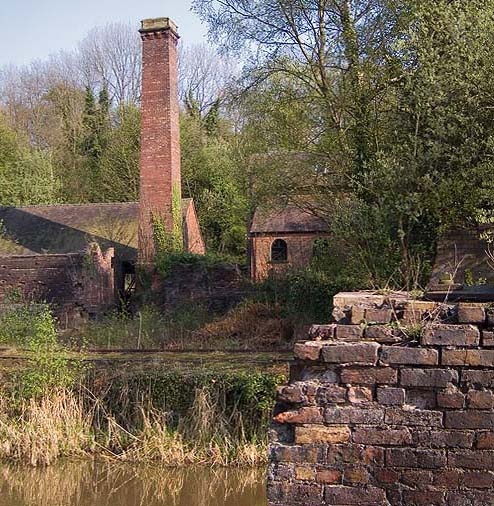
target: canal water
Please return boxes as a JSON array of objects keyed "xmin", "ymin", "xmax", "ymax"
[{"xmin": 0, "ymin": 462, "xmax": 267, "ymax": 506}]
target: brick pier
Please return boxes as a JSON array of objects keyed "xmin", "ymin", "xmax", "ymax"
[{"xmin": 268, "ymin": 291, "xmax": 494, "ymax": 505}]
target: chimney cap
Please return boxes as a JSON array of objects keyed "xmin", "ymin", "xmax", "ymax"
[{"xmin": 140, "ymin": 17, "xmax": 179, "ymax": 36}]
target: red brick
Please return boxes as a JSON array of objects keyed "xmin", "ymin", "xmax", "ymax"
[
  {"xmin": 380, "ymin": 346, "xmax": 438, "ymax": 365},
  {"xmin": 321, "ymin": 342, "xmax": 379, "ymax": 365},
  {"xmin": 413, "ymin": 430, "xmax": 474, "ymax": 448},
  {"xmin": 433, "ymin": 469, "xmax": 462, "ymax": 488},
  {"xmin": 273, "ymin": 407, "xmax": 323, "ymax": 424},
  {"xmin": 342, "ymin": 466, "xmax": 370, "ymax": 484},
  {"xmin": 402, "ymin": 489, "xmax": 446, "ymax": 505},
  {"xmin": 437, "ymin": 388, "xmax": 465, "ymax": 409},
  {"xmin": 476, "ymin": 432, "xmax": 494, "ymax": 449},
  {"xmin": 401, "ymin": 368, "xmax": 458, "ymax": 388},
  {"xmin": 341, "ymin": 367, "xmax": 397, "ymax": 385},
  {"xmin": 294, "ymin": 341, "xmax": 322, "ymax": 361},
  {"xmin": 316, "ymin": 469, "xmax": 342, "ymax": 484},
  {"xmin": 448, "ymin": 450, "xmax": 494, "ymax": 469},
  {"xmin": 421, "ymin": 324, "xmax": 480, "ymax": 346},
  {"xmin": 461, "ymin": 471, "xmax": 494, "ymax": 488},
  {"xmin": 374, "ymin": 468, "xmax": 400, "ymax": 483},
  {"xmin": 270, "ymin": 443, "xmax": 323, "ymax": 463},
  {"xmin": 295, "ymin": 425, "xmax": 350, "ymax": 444},
  {"xmin": 401, "ymin": 469, "xmax": 433, "ymax": 487},
  {"xmin": 316, "ymin": 385, "xmax": 347, "ymax": 405}
]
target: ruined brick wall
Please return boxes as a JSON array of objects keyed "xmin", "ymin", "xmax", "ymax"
[
  {"xmin": 251, "ymin": 233, "xmax": 328, "ymax": 281},
  {"xmin": 268, "ymin": 291, "xmax": 494, "ymax": 505},
  {"xmin": 0, "ymin": 244, "xmax": 115, "ymax": 327}
]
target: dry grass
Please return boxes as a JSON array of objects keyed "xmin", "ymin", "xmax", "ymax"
[{"xmin": 0, "ymin": 387, "xmax": 267, "ymax": 467}]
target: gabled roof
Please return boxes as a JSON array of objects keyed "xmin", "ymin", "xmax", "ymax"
[
  {"xmin": 250, "ymin": 205, "xmax": 329, "ymax": 234},
  {"xmin": 0, "ymin": 199, "xmax": 195, "ymax": 260}
]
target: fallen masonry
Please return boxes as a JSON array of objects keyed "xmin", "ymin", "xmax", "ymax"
[{"xmin": 268, "ymin": 291, "xmax": 494, "ymax": 505}]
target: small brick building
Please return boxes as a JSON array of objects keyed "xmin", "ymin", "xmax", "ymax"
[
  {"xmin": 0, "ymin": 18, "xmax": 205, "ymax": 322},
  {"xmin": 249, "ymin": 204, "xmax": 329, "ymax": 281}
]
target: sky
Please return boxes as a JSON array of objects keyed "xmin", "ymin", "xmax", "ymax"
[{"xmin": 0, "ymin": 0, "xmax": 209, "ymax": 67}]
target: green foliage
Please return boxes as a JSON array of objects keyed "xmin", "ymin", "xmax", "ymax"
[
  {"xmin": 155, "ymin": 251, "xmax": 236, "ymax": 278},
  {"xmin": 0, "ymin": 304, "xmax": 85, "ymax": 399}
]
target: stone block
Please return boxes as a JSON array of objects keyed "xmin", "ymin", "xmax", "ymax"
[
  {"xmin": 476, "ymin": 432, "xmax": 494, "ymax": 449},
  {"xmin": 483, "ymin": 330, "xmax": 494, "ymax": 347},
  {"xmin": 364, "ymin": 325, "xmax": 403, "ymax": 343},
  {"xmin": 316, "ymin": 385, "xmax": 347, "ymax": 405},
  {"xmin": 461, "ymin": 471, "xmax": 494, "ymax": 489},
  {"xmin": 309, "ymin": 324, "xmax": 336, "ymax": 340},
  {"xmin": 295, "ymin": 425, "xmax": 350, "ymax": 444},
  {"xmin": 294, "ymin": 341, "xmax": 322, "ymax": 361},
  {"xmin": 347, "ymin": 386, "xmax": 373, "ymax": 404},
  {"xmin": 341, "ymin": 367, "xmax": 397, "ymax": 385},
  {"xmin": 402, "ymin": 490, "xmax": 446, "ymax": 505},
  {"xmin": 316, "ymin": 469, "xmax": 342, "ymax": 484},
  {"xmin": 437, "ymin": 386, "xmax": 465, "ymax": 409},
  {"xmin": 448, "ymin": 450, "xmax": 494, "ymax": 470},
  {"xmin": 295, "ymin": 465, "xmax": 316, "ymax": 481},
  {"xmin": 401, "ymin": 368, "xmax": 458, "ymax": 388},
  {"xmin": 380, "ymin": 346, "xmax": 438, "ymax": 365},
  {"xmin": 377, "ymin": 387, "xmax": 405, "ymax": 406},
  {"xmin": 342, "ymin": 466, "xmax": 370, "ymax": 484},
  {"xmin": 421, "ymin": 324, "xmax": 480, "ymax": 346},
  {"xmin": 365, "ymin": 307, "xmax": 394, "ymax": 324},
  {"xmin": 321, "ymin": 342, "xmax": 379, "ymax": 365},
  {"xmin": 462, "ymin": 370, "xmax": 494, "ymax": 387},
  {"xmin": 277, "ymin": 384, "xmax": 305, "ymax": 404},
  {"xmin": 413, "ymin": 430, "xmax": 474, "ymax": 449},
  {"xmin": 350, "ymin": 306, "xmax": 366, "ymax": 325},
  {"xmin": 273, "ymin": 407, "xmax": 323, "ymax": 425}
]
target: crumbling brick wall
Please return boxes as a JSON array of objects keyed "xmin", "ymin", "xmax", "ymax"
[
  {"xmin": 0, "ymin": 244, "xmax": 115, "ymax": 327},
  {"xmin": 268, "ymin": 291, "xmax": 494, "ymax": 505}
]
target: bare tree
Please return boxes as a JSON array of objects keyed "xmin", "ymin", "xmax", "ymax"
[
  {"xmin": 178, "ymin": 42, "xmax": 237, "ymax": 115},
  {"xmin": 78, "ymin": 22, "xmax": 142, "ymax": 104}
]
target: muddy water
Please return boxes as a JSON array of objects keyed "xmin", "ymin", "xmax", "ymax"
[{"xmin": 0, "ymin": 462, "xmax": 267, "ymax": 506}]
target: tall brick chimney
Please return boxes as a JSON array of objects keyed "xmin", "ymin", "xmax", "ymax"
[{"xmin": 138, "ymin": 17, "xmax": 182, "ymax": 264}]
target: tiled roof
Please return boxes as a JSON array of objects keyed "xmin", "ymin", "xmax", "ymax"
[
  {"xmin": 0, "ymin": 199, "xmax": 194, "ymax": 260},
  {"xmin": 250, "ymin": 205, "xmax": 329, "ymax": 234}
]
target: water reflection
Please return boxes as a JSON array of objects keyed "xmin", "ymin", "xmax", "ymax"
[{"xmin": 0, "ymin": 462, "xmax": 267, "ymax": 506}]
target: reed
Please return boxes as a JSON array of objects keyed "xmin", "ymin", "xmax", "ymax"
[{"xmin": 0, "ymin": 387, "xmax": 267, "ymax": 467}]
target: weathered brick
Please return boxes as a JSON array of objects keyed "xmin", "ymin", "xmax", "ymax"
[
  {"xmin": 421, "ymin": 324, "xmax": 480, "ymax": 346},
  {"xmin": 309, "ymin": 324, "xmax": 337, "ymax": 340},
  {"xmin": 401, "ymin": 469, "xmax": 434, "ymax": 487},
  {"xmin": 401, "ymin": 368, "xmax": 458, "ymax": 388},
  {"xmin": 351, "ymin": 306, "xmax": 366, "ymax": 325},
  {"xmin": 476, "ymin": 432, "xmax": 494, "ymax": 449},
  {"xmin": 483, "ymin": 330, "xmax": 494, "ymax": 347},
  {"xmin": 445, "ymin": 411, "xmax": 494, "ymax": 430},
  {"xmin": 295, "ymin": 465, "xmax": 316, "ymax": 481},
  {"xmin": 385, "ymin": 408, "xmax": 443, "ymax": 427},
  {"xmin": 467, "ymin": 390, "xmax": 494, "ymax": 409},
  {"xmin": 267, "ymin": 463, "xmax": 295, "ymax": 481},
  {"xmin": 448, "ymin": 450, "xmax": 494, "ymax": 469},
  {"xmin": 457, "ymin": 304, "xmax": 486, "ymax": 324},
  {"xmin": 341, "ymin": 367, "xmax": 397, "ymax": 385},
  {"xmin": 443, "ymin": 349, "xmax": 494, "ymax": 367},
  {"xmin": 447, "ymin": 490, "xmax": 494, "ymax": 506},
  {"xmin": 316, "ymin": 468, "xmax": 342, "ymax": 484},
  {"xmin": 325, "ymin": 407, "xmax": 384, "ymax": 425},
  {"xmin": 348, "ymin": 386, "xmax": 373, "ymax": 404},
  {"xmin": 374, "ymin": 468, "xmax": 400, "ymax": 484},
  {"xmin": 365, "ymin": 307, "xmax": 394, "ymax": 324},
  {"xmin": 277, "ymin": 384, "xmax": 305, "ymax": 404},
  {"xmin": 335, "ymin": 325, "xmax": 364, "ymax": 340},
  {"xmin": 321, "ymin": 342, "xmax": 379, "ymax": 365},
  {"xmin": 295, "ymin": 425, "xmax": 351, "ymax": 444},
  {"xmin": 352, "ymin": 426, "xmax": 412, "ymax": 446},
  {"xmin": 462, "ymin": 370, "xmax": 494, "ymax": 387},
  {"xmin": 324, "ymin": 485, "xmax": 387, "ymax": 504},
  {"xmin": 437, "ymin": 387, "xmax": 465, "ymax": 409},
  {"xmin": 413, "ymin": 430, "xmax": 474, "ymax": 449},
  {"xmin": 343, "ymin": 466, "xmax": 370, "ymax": 484},
  {"xmin": 273, "ymin": 407, "xmax": 323, "ymax": 424},
  {"xmin": 325, "ymin": 444, "xmax": 385, "ymax": 466},
  {"xmin": 462, "ymin": 471, "xmax": 494, "ymax": 488},
  {"xmin": 402, "ymin": 489, "xmax": 446, "ymax": 505},
  {"xmin": 406, "ymin": 389, "xmax": 437, "ymax": 409},
  {"xmin": 380, "ymin": 346, "xmax": 438, "ymax": 365},
  {"xmin": 386, "ymin": 448, "xmax": 446, "ymax": 468},
  {"xmin": 294, "ymin": 341, "xmax": 323, "ymax": 361},
  {"xmin": 270, "ymin": 443, "xmax": 324, "ymax": 463},
  {"xmin": 364, "ymin": 325, "xmax": 403, "ymax": 343},
  {"xmin": 377, "ymin": 387, "xmax": 405, "ymax": 406},
  {"xmin": 316, "ymin": 385, "xmax": 347, "ymax": 405},
  {"xmin": 281, "ymin": 482, "xmax": 324, "ymax": 505},
  {"xmin": 433, "ymin": 469, "xmax": 462, "ymax": 488}
]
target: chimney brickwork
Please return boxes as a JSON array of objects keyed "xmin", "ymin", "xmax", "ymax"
[{"xmin": 138, "ymin": 18, "xmax": 182, "ymax": 264}]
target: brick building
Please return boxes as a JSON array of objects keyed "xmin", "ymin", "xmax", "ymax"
[
  {"xmin": 0, "ymin": 18, "xmax": 205, "ymax": 322},
  {"xmin": 249, "ymin": 204, "xmax": 329, "ymax": 281}
]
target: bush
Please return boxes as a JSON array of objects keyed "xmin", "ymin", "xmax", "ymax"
[{"xmin": 155, "ymin": 251, "xmax": 238, "ymax": 278}]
